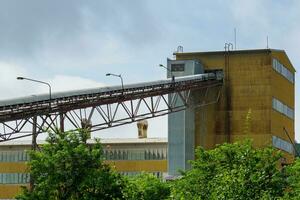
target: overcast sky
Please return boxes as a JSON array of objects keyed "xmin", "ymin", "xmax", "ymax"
[{"xmin": 0, "ymin": 0, "xmax": 299, "ymax": 141}]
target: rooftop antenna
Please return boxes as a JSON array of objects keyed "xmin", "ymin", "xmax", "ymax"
[
  {"xmin": 266, "ymin": 36, "xmax": 269, "ymax": 49},
  {"xmin": 234, "ymin": 28, "xmax": 237, "ymax": 50}
]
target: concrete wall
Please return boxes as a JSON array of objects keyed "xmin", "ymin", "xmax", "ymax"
[
  {"xmin": 271, "ymin": 51, "xmax": 295, "ymax": 162},
  {"xmin": 176, "ymin": 49, "xmax": 295, "ymax": 163}
]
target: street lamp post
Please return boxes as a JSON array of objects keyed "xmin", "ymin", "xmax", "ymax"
[
  {"xmin": 17, "ymin": 77, "xmax": 52, "ymax": 110},
  {"xmin": 17, "ymin": 76, "xmax": 52, "ymax": 150},
  {"xmin": 16, "ymin": 76, "xmax": 52, "ymax": 191},
  {"xmin": 159, "ymin": 64, "xmax": 175, "ymax": 82},
  {"xmin": 106, "ymin": 73, "xmax": 124, "ymax": 92}
]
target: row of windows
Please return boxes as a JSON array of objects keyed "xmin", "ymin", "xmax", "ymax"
[
  {"xmin": 0, "ymin": 149, "xmax": 167, "ymax": 162},
  {"xmin": 0, "ymin": 151, "xmax": 29, "ymax": 162},
  {"xmin": 0, "ymin": 173, "xmax": 30, "ymax": 184},
  {"xmin": 272, "ymin": 98, "xmax": 294, "ymax": 119},
  {"xmin": 0, "ymin": 171, "xmax": 165, "ymax": 184},
  {"xmin": 272, "ymin": 136, "xmax": 294, "ymax": 154},
  {"xmin": 272, "ymin": 58, "xmax": 294, "ymax": 83},
  {"xmin": 0, "ymin": 171, "xmax": 163, "ymax": 184},
  {"xmin": 119, "ymin": 171, "xmax": 163, "ymax": 178},
  {"xmin": 103, "ymin": 149, "xmax": 167, "ymax": 160}
]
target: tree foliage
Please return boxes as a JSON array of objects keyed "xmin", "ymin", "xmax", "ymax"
[
  {"xmin": 15, "ymin": 129, "xmax": 300, "ymax": 200},
  {"xmin": 282, "ymin": 158, "xmax": 300, "ymax": 199},
  {"xmin": 16, "ymin": 130, "xmax": 125, "ymax": 200},
  {"xmin": 123, "ymin": 173, "xmax": 170, "ymax": 200},
  {"xmin": 171, "ymin": 140, "xmax": 289, "ymax": 200}
]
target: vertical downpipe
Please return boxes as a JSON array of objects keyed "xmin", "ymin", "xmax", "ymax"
[{"xmin": 224, "ymin": 44, "xmax": 231, "ymax": 143}]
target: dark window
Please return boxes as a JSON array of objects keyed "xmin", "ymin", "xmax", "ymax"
[{"xmin": 171, "ymin": 64, "xmax": 185, "ymax": 72}]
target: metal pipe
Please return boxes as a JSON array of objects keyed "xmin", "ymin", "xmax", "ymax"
[
  {"xmin": 234, "ymin": 28, "xmax": 237, "ymax": 50},
  {"xmin": 283, "ymin": 127, "xmax": 298, "ymax": 156}
]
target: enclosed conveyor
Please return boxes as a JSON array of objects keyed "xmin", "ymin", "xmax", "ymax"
[{"xmin": 0, "ymin": 72, "xmax": 223, "ymax": 142}]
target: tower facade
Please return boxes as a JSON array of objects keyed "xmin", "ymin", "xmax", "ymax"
[{"xmin": 168, "ymin": 49, "xmax": 295, "ymax": 175}]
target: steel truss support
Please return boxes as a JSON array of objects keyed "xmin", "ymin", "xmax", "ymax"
[
  {"xmin": 0, "ymin": 72, "xmax": 224, "ymax": 142},
  {"xmin": 0, "ymin": 84, "xmax": 221, "ymax": 142}
]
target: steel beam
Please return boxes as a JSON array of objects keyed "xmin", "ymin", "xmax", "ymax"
[{"xmin": 0, "ymin": 73, "xmax": 223, "ymax": 142}]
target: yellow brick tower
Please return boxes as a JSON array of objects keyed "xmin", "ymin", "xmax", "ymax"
[{"xmin": 174, "ymin": 49, "xmax": 295, "ymax": 162}]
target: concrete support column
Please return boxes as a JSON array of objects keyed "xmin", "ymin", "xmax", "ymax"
[
  {"xmin": 166, "ymin": 59, "xmax": 203, "ymax": 176},
  {"xmin": 168, "ymin": 94, "xmax": 195, "ymax": 176},
  {"xmin": 168, "ymin": 92, "xmax": 195, "ymax": 176},
  {"xmin": 60, "ymin": 113, "xmax": 64, "ymax": 132},
  {"xmin": 30, "ymin": 116, "xmax": 37, "ymax": 191}
]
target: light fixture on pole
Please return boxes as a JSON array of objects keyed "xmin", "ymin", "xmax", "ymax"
[
  {"xmin": 16, "ymin": 76, "xmax": 52, "ymax": 192},
  {"xmin": 106, "ymin": 73, "xmax": 124, "ymax": 92},
  {"xmin": 17, "ymin": 77, "xmax": 52, "ymax": 110},
  {"xmin": 159, "ymin": 64, "xmax": 175, "ymax": 82}
]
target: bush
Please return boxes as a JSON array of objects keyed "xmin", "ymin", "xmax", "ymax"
[
  {"xmin": 16, "ymin": 129, "xmax": 125, "ymax": 200},
  {"xmin": 123, "ymin": 173, "xmax": 170, "ymax": 200},
  {"xmin": 171, "ymin": 140, "xmax": 288, "ymax": 200}
]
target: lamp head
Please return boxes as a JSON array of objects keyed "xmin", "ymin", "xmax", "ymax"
[
  {"xmin": 159, "ymin": 64, "xmax": 164, "ymax": 67},
  {"xmin": 17, "ymin": 77, "xmax": 24, "ymax": 80},
  {"xmin": 106, "ymin": 73, "xmax": 111, "ymax": 76}
]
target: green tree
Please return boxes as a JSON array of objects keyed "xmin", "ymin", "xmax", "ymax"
[
  {"xmin": 16, "ymin": 129, "xmax": 125, "ymax": 200},
  {"xmin": 281, "ymin": 158, "xmax": 300, "ymax": 199},
  {"xmin": 123, "ymin": 173, "xmax": 170, "ymax": 200},
  {"xmin": 171, "ymin": 140, "xmax": 288, "ymax": 200}
]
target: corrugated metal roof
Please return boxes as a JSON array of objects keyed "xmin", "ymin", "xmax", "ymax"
[{"xmin": 0, "ymin": 138, "xmax": 167, "ymax": 146}]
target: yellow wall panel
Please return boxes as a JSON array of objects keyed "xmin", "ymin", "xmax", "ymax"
[
  {"xmin": 230, "ymin": 134, "xmax": 272, "ymax": 147},
  {"xmin": 106, "ymin": 160, "xmax": 167, "ymax": 172},
  {"xmin": 271, "ymin": 71, "xmax": 294, "ymax": 107},
  {"xmin": 271, "ymin": 111, "xmax": 294, "ymax": 142},
  {"xmin": 0, "ymin": 162, "xmax": 27, "ymax": 173},
  {"xmin": 0, "ymin": 184, "xmax": 27, "ymax": 199}
]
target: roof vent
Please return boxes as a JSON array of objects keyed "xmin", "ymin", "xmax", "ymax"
[{"xmin": 137, "ymin": 120, "xmax": 148, "ymax": 139}]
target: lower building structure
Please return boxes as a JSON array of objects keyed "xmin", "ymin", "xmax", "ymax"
[{"xmin": 0, "ymin": 138, "xmax": 167, "ymax": 199}]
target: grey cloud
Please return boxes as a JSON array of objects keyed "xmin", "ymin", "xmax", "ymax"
[
  {"xmin": 0, "ymin": 0, "xmax": 84, "ymax": 59},
  {"xmin": 0, "ymin": 0, "xmax": 164, "ymax": 62},
  {"xmin": 82, "ymin": 0, "xmax": 161, "ymax": 45}
]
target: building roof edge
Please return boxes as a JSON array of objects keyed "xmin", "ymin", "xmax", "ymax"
[{"xmin": 174, "ymin": 48, "xmax": 296, "ymax": 72}]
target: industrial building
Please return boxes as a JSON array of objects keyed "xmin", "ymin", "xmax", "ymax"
[
  {"xmin": 0, "ymin": 137, "xmax": 167, "ymax": 199},
  {"xmin": 0, "ymin": 48, "xmax": 296, "ymax": 199},
  {"xmin": 168, "ymin": 48, "xmax": 295, "ymax": 174}
]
